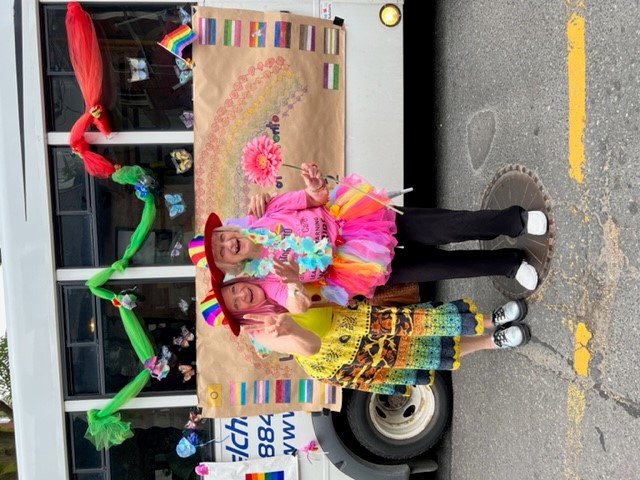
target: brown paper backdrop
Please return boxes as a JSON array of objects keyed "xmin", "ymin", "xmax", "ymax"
[{"xmin": 192, "ymin": 6, "xmax": 345, "ymax": 418}]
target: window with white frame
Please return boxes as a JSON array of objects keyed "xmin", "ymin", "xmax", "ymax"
[{"xmin": 42, "ymin": 3, "xmax": 209, "ymax": 478}]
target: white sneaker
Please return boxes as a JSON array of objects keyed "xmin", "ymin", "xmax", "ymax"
[
  {"xmin": 492, "ymin": 299, "xmax": 528, "ymax": 326},
  {"xmin": 525, "ymin": 211, "xmax": 548, "ymax": 235},
  {"xmin": 493, "ymin": 324, "xmax": 531, "ymax": 348},
  {"xmin": 515, "ymin": 261, "xmax": 538, "ymax": 290}
]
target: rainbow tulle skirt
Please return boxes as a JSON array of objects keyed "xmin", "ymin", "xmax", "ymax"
[{"xmin": 319, "ymin": 173, "xmax": 398, "ymax": 304}]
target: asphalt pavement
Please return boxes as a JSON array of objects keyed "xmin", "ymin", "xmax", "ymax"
[{"xmin": 404, "ymin": 1, "xmax": 640, "ymax": 479}]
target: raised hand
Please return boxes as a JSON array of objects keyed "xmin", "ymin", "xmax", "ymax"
[
  {"xmin": 273, "ymin": 251, "xmax": 300, "ymax": 283},
  {"xmin": 243, "ymin": 312, "xmax": 296, "ymax": 337},
  {"xmin": 300, "ymin": 162, "xmax": 326, "ymax": 191}
]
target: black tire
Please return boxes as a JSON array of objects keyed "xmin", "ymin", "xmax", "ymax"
[{"xmin": 344, "ymin": 372, "xmax": 452, "ymax": 460}]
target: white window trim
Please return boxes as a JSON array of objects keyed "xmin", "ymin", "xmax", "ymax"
[
  {"xmin": 57, "ymin": 265, "xmax": 195, "ymax": 282},
  {"xmin": 65, "ymin": 393, "xmax": 198, "ymax": 413},
  {"xmin": 48, "ymin": 131, "xmax": 194, "ymax": 146},
  {"xmin": 4, "ymin": 1, "xmax": 68, "ymax": 477}
]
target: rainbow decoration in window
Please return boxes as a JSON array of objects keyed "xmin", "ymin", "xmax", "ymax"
[
  {"xmin": 245, "ymin": 471, "xmax": 285, "ymax": 480},
  {"xmin": 157, "ymin": 24, "xmax": 197, "ymax": 58}
]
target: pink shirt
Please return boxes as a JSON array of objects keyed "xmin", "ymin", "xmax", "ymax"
[{"xmin": 230, "ymin": 189, "xmax": 339, "ymax": 307}]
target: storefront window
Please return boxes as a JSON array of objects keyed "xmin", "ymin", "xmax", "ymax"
[
  {"xmin": 68, "ymin": 407, "xmax": 213, "ymax": 479},
  {"xmin": 52, "ymin": 144, "xmax": 195, "ymax": 268},
  {"xmin": 43, "ymin": 4, "xmax": 195, "ymax": 132},
  {"xmin": 61, "ymin": 280, "xmax": 197, "ymax": 398},
  {"xmin": 44, "ymin": 3, "xmax": 202, "ymax": 476}
]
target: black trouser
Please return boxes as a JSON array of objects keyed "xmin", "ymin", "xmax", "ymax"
[{"xmin": 387, "ymin": 205, "xmax": 526, "ymax": 283}]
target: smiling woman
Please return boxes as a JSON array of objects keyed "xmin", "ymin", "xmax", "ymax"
[
  {"xmin": 211, "ymin": 228, "xmax": 262, "ymax": 271},
  {"xmin": 221, "ymin": 280, "xmax": 267, "ymax": 312}
]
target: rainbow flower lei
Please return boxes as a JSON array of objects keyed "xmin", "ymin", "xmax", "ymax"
[{"xmin": 240, "ymin": 227, "xmax": 333, "ymax": 277}]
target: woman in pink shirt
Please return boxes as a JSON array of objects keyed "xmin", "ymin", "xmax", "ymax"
[{"xmin": 190, "ymin": 163, "xmax": 547, "ymax": 311}]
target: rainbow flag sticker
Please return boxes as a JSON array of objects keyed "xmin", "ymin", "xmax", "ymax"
[
  {"xmin": 246, "ymin": 472, "xmax": 284, "ymax": 480},
  {"xmin": 158, "ymin": 24, "xmax": 197, "ymax": 58},
  {"xmin": 249, "ymin": 21, "xmax": 266, "ymax": 47}
]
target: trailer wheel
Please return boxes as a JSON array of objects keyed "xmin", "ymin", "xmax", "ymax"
[{"xmin": 345, "ymin": 373, "xmax": 451, "ymax": 460}]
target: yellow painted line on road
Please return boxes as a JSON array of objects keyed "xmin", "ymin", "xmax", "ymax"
[
  {"xmin": 573, "ymin": 321, "xmax": 593, "ymax": 377},
  {"xmin": 564, "ymin": 319, "xmax": 593, "ymax": 478},
  {"xmin": 565, "ymin": 382, "xmax": 585, "ymax": 479},
  {"xmin": 565, "ymin": 3, "xmax": 591, "ymax": 466},
  {"xmin": 567, "ymin": 0, "xmax": 586, "ymax": 183},
  {"xmin": 565, "ymin": 5, "xmax": 594, "ymax": 476}
]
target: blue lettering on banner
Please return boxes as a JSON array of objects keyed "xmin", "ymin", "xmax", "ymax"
[
  {"xmin": 282, "ymin": 412, "xmax": 297, "ymax": 454},
  {"xmin": 267, "ymin": 115, "xmax": 285, "ymax": 189},
  {"xmin": 224, "ymin": 417, "xmax": 249, "ymax": 461},
  {"xmin": 257, "ymin": 414, "xmax": 276, "ymax": 457},
  {"xmin": 258, "ymin": 414, "xmax": 272, "ymax": 426},
  {"xmin": 223, "ymin": 413, "xmax": 300, "ymax": 460},
  {"xmin": 266, "ymin": 115, "xmax": 281, "ymax": 143}
]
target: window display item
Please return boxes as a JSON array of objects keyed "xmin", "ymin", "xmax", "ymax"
[
  {"xmin": 127, "ymin": 57, "xmax": 149, "ymax": 82},
  {"xmin": 65, "ymin": 2, "xmax": 115, "ymax": 177},
  {"xmin": 158, "ymin": 24, "xmax": 197, "ymax": 59}
]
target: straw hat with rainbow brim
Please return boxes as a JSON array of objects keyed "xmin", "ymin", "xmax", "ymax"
[
  {"xmin": 188, "ymin": 213, "xmax": 224, "ymax": 279},
  {"xmin": 188, "ymin": 213, "xmax": 241, "ymax": 336},
  {"xmin": 198, "ymin": 283, "xmax": 240, "ymax": 336}
]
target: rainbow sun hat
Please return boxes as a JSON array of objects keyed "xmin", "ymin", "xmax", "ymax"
[{"xmin": 189, "ymin": 213, "xmax": 239, "ymax": 335}]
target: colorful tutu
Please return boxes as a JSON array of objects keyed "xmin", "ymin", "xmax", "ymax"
[{"xmin": 318, "ymin": 173, "xmax": 397, "ymax": 304}]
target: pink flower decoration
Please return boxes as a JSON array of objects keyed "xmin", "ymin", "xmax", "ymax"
[
  {"xmin": 241, "ymin": 135, "xmax": 283, "ymax": 186},
  {"xmin": 195, "ymin": 463, "xmax": 209, "ymax": 475}
]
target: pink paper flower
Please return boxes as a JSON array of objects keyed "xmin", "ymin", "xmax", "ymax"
[{"xmin": 241, "ymin": 135, "xmax": 283, "ymax": 186}]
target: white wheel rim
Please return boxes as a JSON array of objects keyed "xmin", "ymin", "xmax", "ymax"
[{"xmin": 367, "ymin": 385, "xmax": 436, "ymax": 441}]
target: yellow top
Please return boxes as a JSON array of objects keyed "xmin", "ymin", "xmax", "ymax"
[{"xmin": 291, "ymin": 307, "xmax": 333, "ymax": 338}]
